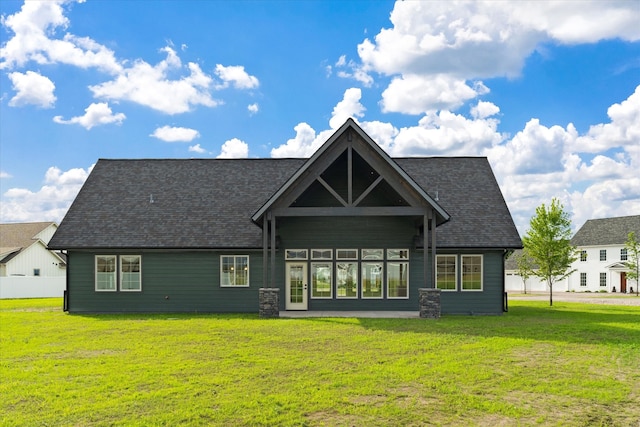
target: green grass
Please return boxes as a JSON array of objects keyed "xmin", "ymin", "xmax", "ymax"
[{"xmin": 1, "ymin": 299, "xmax": 639, "ymax": 426}]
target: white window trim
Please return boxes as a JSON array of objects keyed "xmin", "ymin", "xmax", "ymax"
[
  {"xmin": 120, "ymin": 255, "xmax": 142, "ymax": 292},
  {"xmin": 436, "ymin": 254, "xmax": 458, "ymax": 292},
  {"xmin": 95, "ymin": 255, "xmax": 117, "ymax": 292},
  {"xmin": 461, "ymin": 254, "xmax": 483, "ymax": 292},
  {"xmin": 310, "ymin": 262, "xmax": 333, "ymax": 299},
  {"xmin": 387, "ymin": 261, "xmax": 409, "ymax": 299},
  {"xmin": 220, "ymin": 255, "xmax": 250, "ymax": 287},
  {"xmin": 387, "ymin": 249, "xmax": 409, "ymax": 260}
]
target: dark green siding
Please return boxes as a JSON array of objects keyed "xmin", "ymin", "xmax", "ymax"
[
  {"xmin": 67, "ymin": 251, "xmax": 266, "ymax": 313},
  {"xmin": 67, "ymin": 217, "xmax": 506, "ymax": 314}
]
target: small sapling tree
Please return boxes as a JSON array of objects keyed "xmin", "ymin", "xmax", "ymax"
[
  {"xmin": 522, "ymin": 198, "xmax": 576, "ymax": 306},
  {"xmin": 515, "ymin": 247, "xmax": 535, "ymax": 294}
]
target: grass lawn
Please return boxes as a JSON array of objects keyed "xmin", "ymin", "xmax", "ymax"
[{"xmin": 1, "ymin": 299, "xmax": 639, "ymax": 426}]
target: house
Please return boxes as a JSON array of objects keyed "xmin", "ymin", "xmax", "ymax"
[
  {"xmin": 0, "ymin": 222, "xmax": 66, "ymax": 298},
  {"xmin": 49, "ymin": 119, "xmax": 522, "ymax": 314},
  {"xmin": 568, "ymin": 215, "xmax": 640, "ymax": 293},
  {"xmin": 0, "ymin": 222, "xmax": 66, "ymax": 277},
  {"xmin": 504, "ymin": 249, "xmax": 550, "ymax": 293}
]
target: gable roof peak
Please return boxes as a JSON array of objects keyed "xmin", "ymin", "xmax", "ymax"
[{"xmin": 251, "ymin": 119, "xmax": 449, "ymax": 224}]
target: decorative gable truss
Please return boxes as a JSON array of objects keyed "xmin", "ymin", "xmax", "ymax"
[{"xmin": 252, "ymin": 119, "xmax": 449, "ymax": 289}]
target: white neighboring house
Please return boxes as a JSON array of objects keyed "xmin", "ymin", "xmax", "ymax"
[
  {"xmin": 568, "ymin": 215, "xmax": 640, "ymax": 293},
  {"xmin": 0, "ymin": 222, "xmax": 66, "ymax": 298},
  {"xmin": 504, "ymin": 249, "xmax": 568, "ymax": 293}
]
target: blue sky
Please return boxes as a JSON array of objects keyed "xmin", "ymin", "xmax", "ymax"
[{"xmin": 1, "ymin": 0, "xmax": 639, "ymax": 234}]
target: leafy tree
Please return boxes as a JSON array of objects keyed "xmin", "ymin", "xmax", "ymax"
[
  {"xmin": 624, "ymin": 231, "xmax": 639, "ymax": 296},
  {"xmin": 515, "ymin": 247, "xmax": 535, "ymax": 294},
  {"xmin": 522, "ymin": 198, "xmax": 576, "ymax": 306}
]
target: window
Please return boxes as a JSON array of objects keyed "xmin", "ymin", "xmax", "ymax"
[
  {"xmin": 285, "ymin": 249, "xmax": 308, "ymax": 260},
  {"xmin": 311, "ymin": 263, "xmax": 332, "ymax": 298},
  {"xmin": 221, "ymin": 256, "xmax": 249, "ymax": 287},
  {"xmin": 436, "ymin": 255, "xmax": 457, "ymax": 291},
  {"xmin": 462, "ymin": 255, "xmax": 483, "ymax": 291},
  {"xmin": 580, "ymin": 272, "xmax": 587, "ymax": 287},
  {"xmin": 33, "ymin": 268, "xmax": 40, "ymax": 276},
  {"xmin": 362, "ymin": 262, "xmax": 383, "ymax": 298},
  {"xmin": 600, "ymin": 272, "xmax": 607, "ymax": 287},
  {"xmin": 121, "ymin": 255, "xmax": 141, "ymax": 291},
  {"xmin": 362, "ymin": 249, "xmax": 383, "ymax": 260},
  {"xmin": 311, "ymin": 249, "xmax": 332, "ymax": 260},
  {"xmin": 336, "ymin": 262, "xmax": 358, "ymax": 298},
  {"xmin": 387, "ymin": 249, "xmax": 409, "ymax": 299},
  {"xmin": 600, "ymin": 250, "xmax": 607, "ymax": 261},
  {"xmin": 96, "ymin": 255, "xmax": 117, "ymax": 291},
  {"xmin": 621, "ymin": 248, "xmax": 628, "ymax": 261},
  {"xmin": 336, "ymin": 249, "xmax": 357, "ymax": 260},
  {"xmin": 580, "ymin": 250, "xmax": 587, "ymax": 262}
]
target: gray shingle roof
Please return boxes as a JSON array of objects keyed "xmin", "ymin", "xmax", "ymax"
[
  {"xmin": 1, "ymin": 222, "xmax": 56, "ymax": 262},
  {"xmin": 571, "ymin": 215, "xmax": 640, "ymax": 246},
  {"xmin": 50, "ymin": 157, "xmax": 521, "ymax": 250}
]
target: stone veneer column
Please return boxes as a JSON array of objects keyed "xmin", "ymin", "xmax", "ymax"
[
  {"xmin": 259, "ymin": 288, "xmax": 280, "ymax": 318},
  {"xmin": 419, "ymin": 288, "xmax": 441, "ymax": 319}
]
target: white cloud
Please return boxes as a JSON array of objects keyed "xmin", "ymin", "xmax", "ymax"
[
  {"xmin": 0, "ymin": 0, "xmax": 121, "ymax": 73},
  {"xmin": 489, "ymin": 119, "xmax": 577, "ymax": 176},
  {"xmin": 0, "ymin": 164, "xmax": 93, "ymax": 223},
  {"xmin": 572, "ymin": 85, "xmax": 640, "ymax": 154},
  {"xmin": 381, "ymin": 74, "xmax": 488, "ymax": 114},
  {"xmin": 349, "ymin": 1, "xmax": 640, "ymax": 115},
  {"xmin": 0, "ymin": 171, "xmax": 12, "ymax": 179},
  {"xmin": 89, "ymin": 47, "xmax": 219, "ymax": 115},
  {"xmin": 358, "ymin": 1, "xmax": 640, "ymax": 79},
  {"xmin": 329, "ymin": 88, "xmax": 365, "ymax": 129},
  {"xmin": 214, "ymin": 64, "xmax": 259, "ymax": 90},
  {"xmin": 471, "ymin": 100, "xmax": 500, "ymax": 120},
  {"xmin": 391, "ymin": 108, "xmax": 502, "ymax": 156},
  {"xmin": 150, "ymin": 125, "xmax": 200, "ymax": 142},
  {"xmin": 248, "ymin": 103, "xmax": 259, "ymax": 115},
  {"xmin": 7, "ymin": 70, "xmax": 56, "ymax": 108},
  {"xmin": 53, "ymin": 102, "xmax": 125, "ymax": 129},
  {"xmin": 188, "ymin": 144, "xmax": 207, "ymax": 154},
  {"xmin": 217, "ymin": 138, "xmax": 249, "ymax": 158},
  {"xmin": 271, "ymin": 122, "xmax": 334, "ymax": 158}
]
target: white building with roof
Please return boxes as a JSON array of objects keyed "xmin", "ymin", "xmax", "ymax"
[{"xmin": 568, "ymin": 215, "xmax": 639, "ymax": 293}]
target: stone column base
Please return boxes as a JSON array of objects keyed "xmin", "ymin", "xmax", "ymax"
[
  {"xmin": 259, "ymin": 288, "xmax": 280, "ymax": 318},
  {"xmin": 419, "ymin": 288, "xmax": 441, "ymax": 319}
]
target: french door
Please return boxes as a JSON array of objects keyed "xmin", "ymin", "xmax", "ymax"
[{"xmin": 285, "ymin": 262, "xmax": 308, "ymax": 310}]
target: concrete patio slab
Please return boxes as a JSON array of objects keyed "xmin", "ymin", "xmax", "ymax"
[{"xmin": 280, "ymin": 311, "xmax": 420, "ymax": 318}]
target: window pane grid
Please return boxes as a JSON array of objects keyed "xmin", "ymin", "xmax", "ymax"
[
  {"xmin": 436, "ymin": 255, "xmax": 456, "ymax": 291},
  {"xmin": 221, "ymin": 256, "xmax": 249, "ymax": 287},
  {"xmin": 462, "ymin": 255, "xmax": 482, "ymax": 291}
]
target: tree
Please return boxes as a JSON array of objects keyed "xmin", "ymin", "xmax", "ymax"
[
  {"xmin": 522, "ymin": 198, "xmax": 576, "ymax": 306},
  {"xmin": 624, "ymin": 231, "xmax": 640, "ymax": 296},
  {"xmin": 515, "ymin": 247, "xmax": 535, "ymax": 294}
]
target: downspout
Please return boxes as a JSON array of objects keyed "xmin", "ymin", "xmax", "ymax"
[
  {"xmin": 63, "ymin": 250, "xmax": 69, "ymax": 312},
  {"xmin": 502, "ymin": 250, "xmax": 508, "ymax": 312}
]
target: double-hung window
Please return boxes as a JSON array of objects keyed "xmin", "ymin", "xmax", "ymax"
[
  {"xmin": 621, "ymin": 248, "xmax": 628, "ymax": 261},
  {"xmin": 121, "ymin": 255, "xmax": 141, "ymax": 291},
  {"xmin": 96, "ymin": 255, "xmax": 117, "ymax": 291},
  {"xmin": 461, "ymin": 255, "xmax": 483, "ymax": 291},
  {"xmin": 436, "ymin": 255, "xmax": 457, "ymax": 291},
  {"xmin": 221, "ymin": 255, "xmax": 249, "ymax": 287},
  {"xmin": 580, "ymin": 272, "xmax": 587, "ymax": 287},
  {"xmin": 580, "ymin": 250, "xmax": 587, "ymax": 262},
  {"xmin": 599, "ymin": 250, "xmax": 607, "ymax": 261},
  {"xmin": 599, "ymin": 272, "xmax": 607, "ymax": 287}
]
